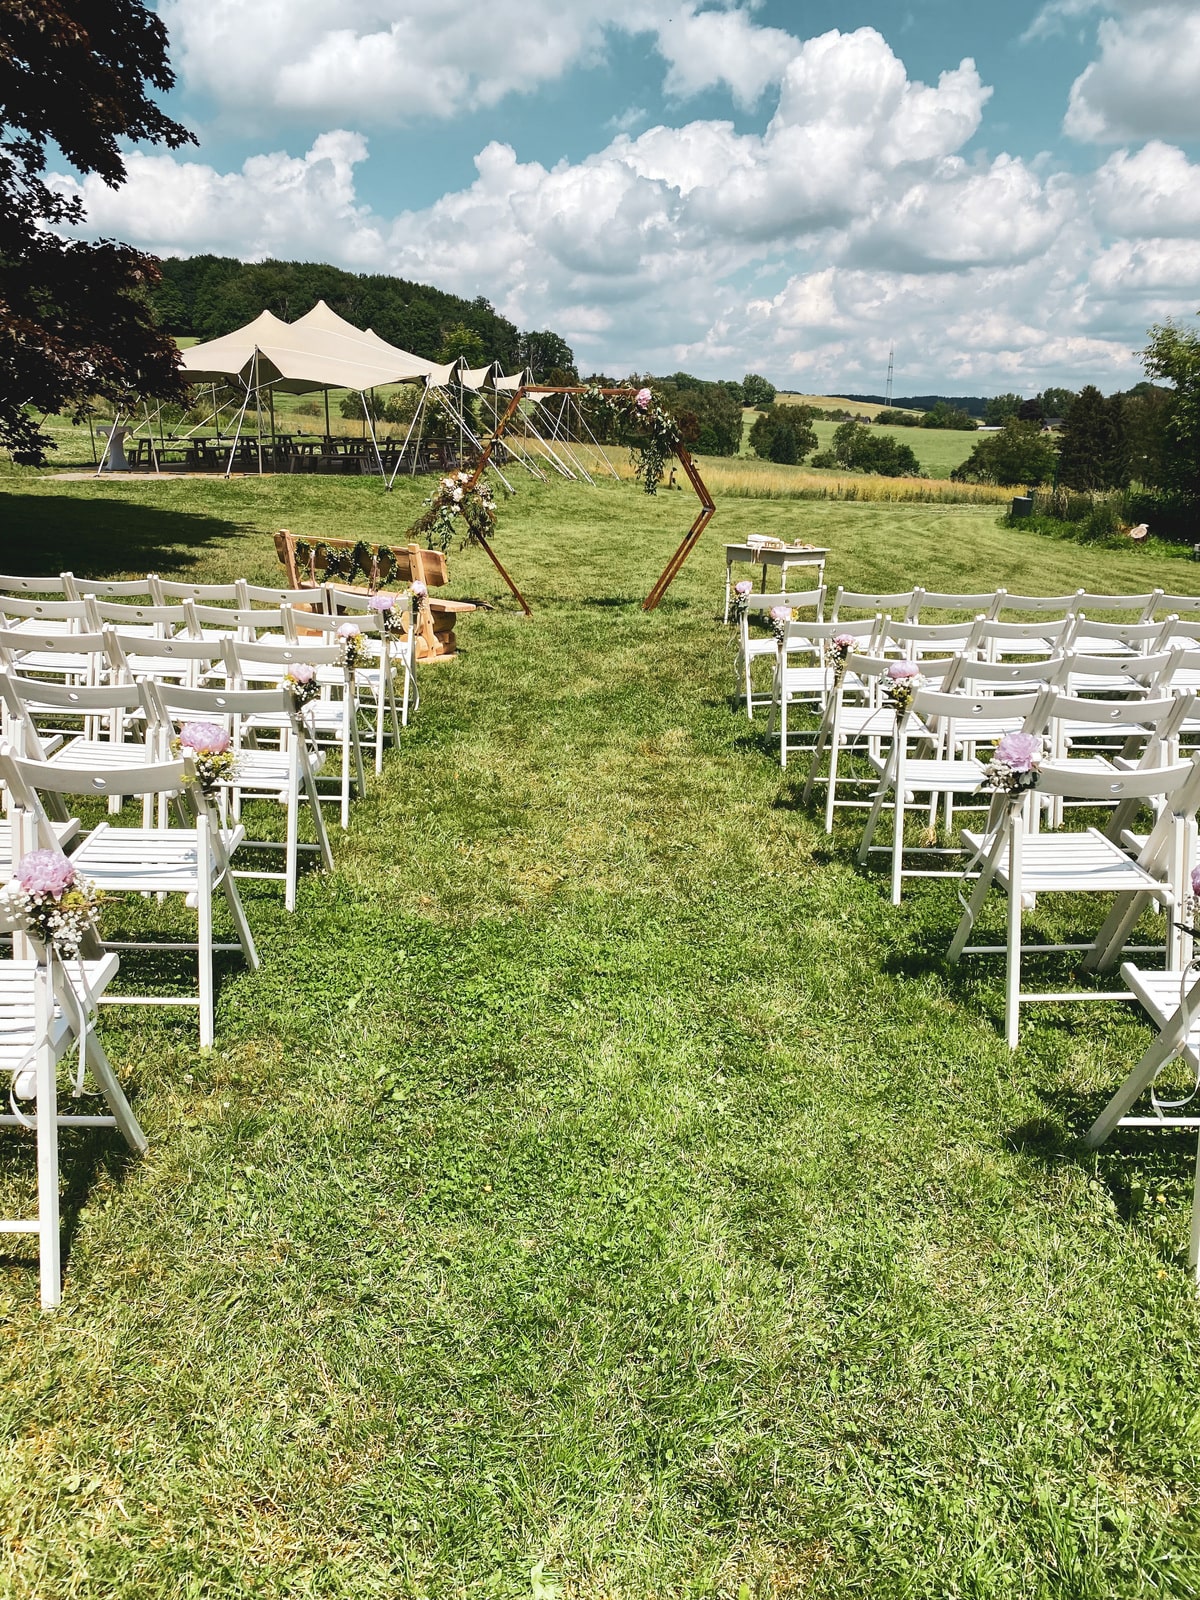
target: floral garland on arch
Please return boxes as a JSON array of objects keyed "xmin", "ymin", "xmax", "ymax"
[
  {"xmin": 585, "ymin": 385, "xmax": 681, "ymax": 496},
  {"xmin": 416, "ymin": 472, "xmax": 498, "ymax": 555}
]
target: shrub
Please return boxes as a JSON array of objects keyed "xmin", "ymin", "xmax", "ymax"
[
  {"xmin": 828, "ymin": 421, "xmax": 923, "ymax": 476},
  {"xmin": 951, "ymin": 419, "xmax": 1057, "ymax": 486}
]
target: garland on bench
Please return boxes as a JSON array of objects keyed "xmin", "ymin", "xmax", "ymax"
[{"xmin": 293, "ymin": 540, "xmax": 402, "ymax": 587}]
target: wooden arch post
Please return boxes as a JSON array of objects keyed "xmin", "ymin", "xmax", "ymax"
[{"xmin": 466, "ymin": 385, "xmax": 716, "ymax": 615}]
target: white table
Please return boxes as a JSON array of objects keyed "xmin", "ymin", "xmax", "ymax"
[{"xmin": 724, "ymin": 543, "xmax": 829, "ymax": 622}]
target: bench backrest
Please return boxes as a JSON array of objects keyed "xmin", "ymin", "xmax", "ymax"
[{"xmin": 274, "ymin": 530, "xmax": 449, "ymax": 591}]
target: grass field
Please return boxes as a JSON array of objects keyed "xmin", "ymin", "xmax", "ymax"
[{"xmin": 0, "ymin": 468, "xmax": 1199, "ymax": 1597}]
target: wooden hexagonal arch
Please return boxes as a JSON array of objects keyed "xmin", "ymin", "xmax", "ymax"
[{"xmin": 465, "ymin": 386, "xmax": 716, "ymax": 616}]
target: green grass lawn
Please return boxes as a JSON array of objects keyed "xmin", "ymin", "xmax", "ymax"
[
  {"xmin": 739, "ymin": 414, "xmax": 980, "ymax": 480},
  {"xmin": 0, "ymin": 468, "xmax": 1199, "ymax": 1597}
]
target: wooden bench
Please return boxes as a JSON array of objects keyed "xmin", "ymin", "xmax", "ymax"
[{"xmin": 274, "ymin": 531, "xmax": 476, "ymax": 660}]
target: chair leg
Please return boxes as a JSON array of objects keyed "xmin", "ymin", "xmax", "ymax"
[
  {"xmin": 285, "ymin": 756, "xmax": 300, "ymax": 914},
  {"xmin": 824, "ymin": 738, "xmax": 840, "ymax": 833},
  {"xmin": 1189, "ymin": 1136, "xmax": 1200, "ymax": 1287},
  {"xmin": 197, "ymin": 856, "xmax": 214, "ymax": 1050},
  {"xmin": 890, "ymin": 776, "xmax": 906, "ymax": 907},
  {"xmin": 82, "ymin": 1032, "xmax": 147, "ymax": 1154},
  {"xmin": 34, "ymin": 976, "xmax": 62, "ymax": 1310},
  {"xmin": 949, "ymin": 863, "xmax": 997, "ymax": 963},
  {"xmin": 1005, "ymin": 820, "xmax": 1024, "ymax": 1049}
]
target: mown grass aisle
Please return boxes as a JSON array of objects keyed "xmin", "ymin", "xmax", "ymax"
[{"xmin": 0, "ymin": 471, "xmax": 1198, "ymax": 1597}]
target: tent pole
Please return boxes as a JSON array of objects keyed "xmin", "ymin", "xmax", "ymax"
[
  {"xmin": 268, "ymin": 385, "xmax": 277, "ymax": 469},
  {"xmin": 145, "ymin": 399, "xmax": 161, "ymax": 474},
  {"xmin": 225, "ymin": 379, "xmax": 252, "ymax": 478},
  {"xmin": 363, "ymin": 393, "xmax": 386, "ymax": 487},
  {"xmin": 324, "ymin": 387, "xmax": 331, "ymax": 443},
  {"xmin": 254, "ymin": 352, "xmax": 263, "ymax": 475},
  {"xmin": 87, "ymin": 411, "xmax": 97, "ymax": 466},
  {"xmin": 387, "ymin": 382, "xmax": 428, "ymax": 491}
]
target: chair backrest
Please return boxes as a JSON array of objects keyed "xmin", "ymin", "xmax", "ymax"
[
  {"xmin": 1045, "ymin": 690, "xmax": 1180, "ymax": 732},
  {"xmin": 1064, "ymin": 650, "xmax": 1175, "ymax": 690},
  {"xmin": 912, "ymin": 686, "xmax": 1044, "ymax": 729},
  {"xmin": 0, "ymin": 672, "xmax": 143, "ymax": 717},
  {"xmin": 830, "ymin": 588, "xmax": 915, "ymax": 620},
  {"xmin": 1074, "ymin": 590, "xmax": 1161, "ymax": 618},
  {"xmin": 0, "ymin": 595, "xmax": 94, "ymax": 626},
  {"xmin": 150, "ymin": 578, "xmax": 241, "ymax": 603},
  {"xmin": 911, "ymin": 588, "xmax": 1001, "ymax": 618},
  {"xmin": 1069, "ymin": 614, "xmax": 1170, "ymax": 652},
  {"xmin": 69, "ymin": 576, "xmax": 154, "ymax": 601},
  {"xmin": 1154, "ymin": 593, "xmax": 1200, "ymax": 617},
  {"xmin": 842, "ymin": 652, "xmax": 958, "ymax": 689},
  {"xmin": 0, "ymin": 573, "xmax": 72, "ymax": 597},
  {"xmin": 85, "ymin": 598, "xmax": 188, "ymax": 633},
  {"xmin": 105, "ymin": 629, "xmax": 221, "ymax": 665},
  {"xmin": 973, "ymin": 617, "xmax": 1075, "ymax": 649},
  {"xmin": 0, "ymin": 743, "xmax": 191, "ymax": 800},
  {"xmin": 743, "ymin": 587, "xmax": 824, "ymax": 617},
  {"xmin": 239, "ymin": 581, "xmax": 331, "ymax": 608},
  {"xmin": 1035, "ymin": 756, "xmax": 1194, "ymax": 803},
  {"xmin": 883, "ymin": 616, "xmax": 984, "ymax": 657},
  {"xmin": 141, "ymin": 679, "xmax": 299, "ymax": 721},
  {"xmin": 781, "ymin": 617, "xmax": 880, "ymax": 652},
  {"xmin": 954, "ymin": 655, "xmax": 1066, "ymax": 691},
  {"xmin": 184, "ymin": 601, "xmax": 294, "ymax": 640},
  {"xmin": 281, "ymin": 605, "xmax": 382, "ymax": 638},
  {"xmin": 0, "ymin": 626, "xmax": 106, "ymax": 660},
  {"xmin": 995, "ymin": 592, "xmax": 1083, "ymax": 614},
  {"xmin": 223, "ymin": 637, "xmax": 345, "ymax": 680}
]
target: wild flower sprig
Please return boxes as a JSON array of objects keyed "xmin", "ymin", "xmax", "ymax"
[
  {"xmin": 583, "ymin": 385, "xmax": 682, "ymax": 495},
  {"xmin": 882, "ymin": 660, "xmax": 925, "ymax": 714},
  {"xmin": 0, "ymin": 851, "xmax": 99, "ymax": 957},
  {"xmin": 172, "ymin": 722, "xmax": 238, "ymax": 793},
  {"xmin": 979, "ymin": 731, "xmax": 1044, "ymax": 795}
]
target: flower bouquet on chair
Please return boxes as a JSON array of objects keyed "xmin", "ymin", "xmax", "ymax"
[
  {"xmin": 730, "ymin": 579, "xmax": 753, "ymax": 625},
  {"xmin": 824, "ymin": 632, "xmax": 857, "ymax": 678},
  {"xmin": 769, "ymin": 604, "xmax": 797, "ymax": 644},
  {"xmin": 0, "ymin": 850, "xmax": 99, "ymax": 958},
  {"xmin": 172, "ymin": 722, "xmax": 238, "ymax": 794},
  {"xmin": 283, "ymin": 662, "xmax": 320, "ymax": 709},
  {"xmin": 882, "ymin": 660, "xmax": 924, "ymax": 714},
  {"xmin": 978, "ymin": 731, "xmax": 1043, "ymax": 796},
  {"xmin": 336, "ymin": 622, "xmax": 369, "ymax": 672}
]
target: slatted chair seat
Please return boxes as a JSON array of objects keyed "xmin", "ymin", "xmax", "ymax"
[
  {"xmin": 0, "ymin": 821, "xmax": 79, "ymax": 874},
  {"xmin": 0, "ymin": 954, "xmax": 120, "ymax": 1070},
  {"xmin": 959, "ymin": 825, "xmax": 1163, "ymax": 892},
  {"xmin": 69, "ymin": 822, "xmax": 246, "ymax": 893}
]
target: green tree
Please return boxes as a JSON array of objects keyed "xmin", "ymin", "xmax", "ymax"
[
  {"xmin": 1, "ymin": 0, "xmax": 195, "ymax": 463},
  {"xmin": 518, "ymin": 330, "xmax": 578, "ymax": 382},
  {"xmin": 921, "ymin": 401, "xmax": 977, "ymax": 431},
  {"xmin": 830, "ymin": 421, "xmax": 922, "ymax": 476},
  {"xmin": 1018, "ymin": 397, "xmax": 1045, "ymax": 423},
  {"xmin": 1039, "ymin": 386, "xmax": 1078, "ymax": 418},
  {"xmin": 438, "ymin": 323, "xmax": 487, "ymax": 367},
  {"xmin": 984, "ymin": 394, "xmax": 1023, "ymax": 425},
  {"xmin": 1142, "ymin": 315, "xmax": 1200, "ymax": 504},
  {"xmin": 951, "ymin": 418, "xmax": 1057, "ymax": 486},
  {"xmin": 1056, "ymin": 385, "xmax": 1130, "ymax": 491},
  {"xmin": 742, "ymin": 372, "xmax": 776, "ymax": 407},
  {"xmin": 748, "ymin": 405, "xmax": 816, "ymax": 463}
]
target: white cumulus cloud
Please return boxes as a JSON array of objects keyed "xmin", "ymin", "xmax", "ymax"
[{"xmin": 1064, "ymin": 4, "xmax": 1200, "ymax": 142}]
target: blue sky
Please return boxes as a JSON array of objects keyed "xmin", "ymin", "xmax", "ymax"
[{"xmin": 54, "ymin": 1, "xmax": 1200, "ymax": 394}]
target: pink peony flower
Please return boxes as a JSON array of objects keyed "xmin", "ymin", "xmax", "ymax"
[
  {"xmin": 635, "ymin": 387, "xmax": 652, "ymax": 410},
  {"xmin": 16, "ymin": 849, "xmax": 75, "ymax": 898},
  {"xmin": 368, "ymin": 592, "xmax": 395, "ymax": 613},
  {"xmin": 734, "ymin": 580, "xmax": 753, "ymax": 596},
  {"xmin": 995, "ymin": 731, "xmax": 1042, "ymax": 772},
  {"xmin": 178, "ymin": 721, "xmax": 230, "ymax": 754},
  {"xmin": 769, "ymin": 605, "xmax": 793, "ymax": 623},
  {"xmin": 411, "ymin": 581, "xmax": 427, "ymax": 597},
  {"xmin": 288, "ymin": 663, "xmax": 315, "ymax": 683},
  {"xmin": 887, "ymin": 660, "xmax": 920, "ymax": 680},
  {"xmin": 1191, "ymin": 864, "xmax": 1200, "ymax": 898},
  {"xmin": 833, "ymin": 633, "xmax": 855, "ymax": 648},
  {"xmin": 336, "ymin": 622, "xmax": 360, "ymax": 640}
]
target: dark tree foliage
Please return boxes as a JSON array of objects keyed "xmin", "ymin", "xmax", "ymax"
[
  {"xmin": 1039, "ymin": 386, "xmax": 1078, "ymax": 418},
  {"xmin": 748, "ymin": 405, "xmax": 816, "ymax": 463},
  {"xmin": 1142, "ymin": 316, "xmax": 1200, "ymax": 505},
  {"xmin": 628, "ymin": 372, "xmax": 744, "ymax": 456},
  {"xmin": 0, "ymin": 0, "xmax": 195, "ymax": 462},
  {"xmin": 920, "ymin": 401, "xmax": 977, "ymax": 431},
  {"xmin": 828, "ymin": 420, "xmax": 922, "ymax": 476},
  {"xmin": 1017, "ymin": 397, "xmax": 1046, "ymax": 423},
  {"xmin": 517, "ymin": 328, "xmax": 578, "ymax": 382},
  {"xmin": 155, "ymin": 255, "xmax": 531, "ymax": 372},
  {"xmin": 1056, "ymin": 384, "xmax": 1130, "ymax": 491},
  {"xmin": 741, "ymin": 372, "xmax": 776, "ymax": 407},
  {"xmin": 951, "ymin": 418, "xmax": 1058, "ymax": 486},
  {"xmin": 984, "ymin": 393, "xmax": 1023, "ymax": 425}
]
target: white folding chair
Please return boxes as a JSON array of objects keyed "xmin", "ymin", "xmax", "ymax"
[
  {"xmin": 104, "ymin": 629, "xmax": 223, "ymax": 689},
  {"xmin": 150, "ymin": 578, "xmax": 242, "ymax": 605},
  {"xmin": 141, "ymin": 679, "xmax": 333, "ymax": 912},
  {"xmin": 1062, "ymin": 649, "xmax": 1177, "ymax": 699},
  {"xmin": 0, "ymin": 574, "xmax": 74, "ymax": 598},
  {"xmin": 0, "ymin": 595, "xmax": 94, "ymax": 638},
  {"xmin": 972, "ymin": 616, "xmax": 1076, "ymax": 662},
  {"xmin": 801, "ymin": 650, "xmax": 954, "ymax": 830},
  {"xmin": 736, "ymin": 588, "xmax": 824, "ymax": 720},
  {"xmin": 0, "ymin": 926, "xmax": 143, "ymax": 1308},
  {"xmin": 1074, "ymin": 590, "xmax": 1162, "ymax": 621},
  {"xmin": 770, "ymin": 618, "xmax": 880, "ymax": 770},
  {"xmin": 223, "ymin": 638, "xmax": 366, "ymax": 829},
  {"xmin": 64, "ymin": 575, "xmax": 152, "ymax": 602},
  {"xmin": 949, "ymin": 758, "xmax": 1200, "ymax": 1047},
  {"xmin": 1066, "ymin": 614, "xmax": 1172, "ymax": 658},
  {"xmin": 0, "ymin": 674, "xmax": 152, "ymax": 819},
  {"xmin": 858, "ymin": 686, "xmax": 1047, "ymax": 904},
  {"xmin": 830, "ymin": 588, "xmax": 917, "ymax": 622},
  {"xmin": 0, "ymin": 747, "xmax": 260, "ymax": 1049},
  {"xmin": 882, "ymin": 615, "xmax": 986, "ymax": 662},
  {"xmin": 1084, "ymin": 963, "xmax": 1200, "ymax": 1286},
  {"xmin": 83, "ymin": 597, "xmax": 188, "ymax": 642},
  {"xmin": 909, "ymin": 588, "xmax": 1002, "ymax": 620},
  {"xmin": 312, "ymin": 591, "xmax": 418, "ymax": 766},
  {"xmin": 183, "ymin": 601, "xmax": 295, "ymax": 645}
]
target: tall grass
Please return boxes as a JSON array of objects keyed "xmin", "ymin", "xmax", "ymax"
[{"xmin": 700, "ymin": 460, "xmax": 1013, "ymax": 504}]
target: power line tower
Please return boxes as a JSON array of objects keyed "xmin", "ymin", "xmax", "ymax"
[{"xmin": 885, "ymin": 346, "xmax": 894, "ymax": 408}]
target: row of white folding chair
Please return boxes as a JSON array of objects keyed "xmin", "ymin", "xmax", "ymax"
[
  {"xmin": 858, "ymin": 687, "xmax": 1196, "ymax": 905},
  {"xmin": 828, "ymin": 586, "xmax": 1172, "ymax": 624},
  {"xmin": 769, "ymin": 617, "xmax": 884, "ymax": 766}
]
